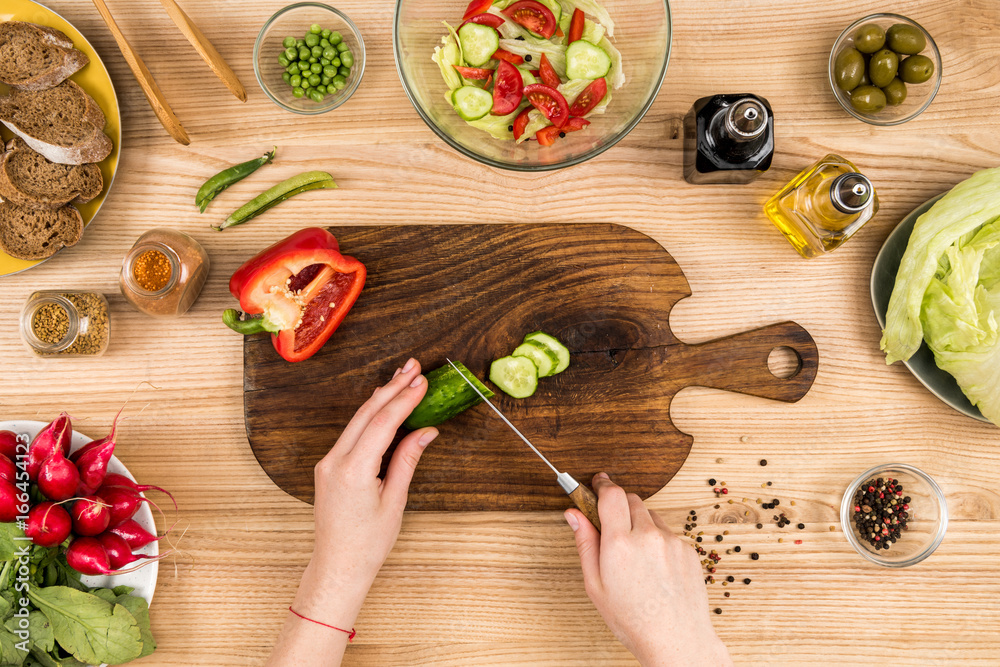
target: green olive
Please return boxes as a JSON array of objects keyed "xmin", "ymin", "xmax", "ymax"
[
  {"xmin": 882, "ymin": 78, "xmax": 908, "ymax": 105},
  {"xmin": 868, "ymin": 48, "xmax": 899, "ymax": 88},
  {"xmin": 834, "ymin": 47, "xmax": 866, "ymax": 91},
  {"xmin": 900, "ymin": 54, "xmax": 935, "ymax": 84},
  {"xmin": 850, "ymin": 85, "xmax": 887, "ymax": 114},
  {"xmin": 886, "ymin": 23, "xmax": 927, "ymax": 55},
  {"xmin": 858, "ymin": 58, "xmax": 871, "ymax": 86},
  {"xmin": 853, "ymin": 24, "xmax": 886, "ymax": 53}
]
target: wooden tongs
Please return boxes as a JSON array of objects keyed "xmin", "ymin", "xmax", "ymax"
[{"xmin": 90, "ymin": 0, "xmax": 247, "ymax": 145}]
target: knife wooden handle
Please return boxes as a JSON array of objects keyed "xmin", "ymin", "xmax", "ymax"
[{"xmin": 568, "ymin": 484, "xmax": 602, "ymax": 533}]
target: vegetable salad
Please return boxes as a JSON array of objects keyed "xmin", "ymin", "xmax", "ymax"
[{"xmin": 432, "ymin": 0, "xmax": 625, "ymax": 145}]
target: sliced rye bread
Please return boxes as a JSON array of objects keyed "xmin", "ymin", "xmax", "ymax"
[
  {"xmin": 0, "ymin": 137, "xmax": 103, "ymax": 209},
  {"xmin": 0, "ymin": 200, "xmax": 83, "ymax": 260},
  {"xmin": 0, "ymin": 80, "xmax": 112, "ymax": 165},
  {"xmin": 0, "ymin": 21, "xmax": 89, "ymax": 91}
]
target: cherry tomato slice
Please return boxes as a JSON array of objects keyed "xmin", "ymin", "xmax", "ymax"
[
  {"xmin": 568, "ymin": 8, "xmax": 585, "ymax": 43},
  {"xmin": 538, "ymin": 53, "xmax": 560, "ymax": 88},
  {"xmin": 513, "ymin": 107, "xmax": 533, "ymax": 141},
  {"xmin": 462, "ymin": 0, "xmax": 494, "ymax": 21},
  {"xmin": 492, "ymin": 60, "xmax": 524, "ymax": 116},
  {"xmin": 492, "ymin": 48, "xmax": 524, "ymax": 66},
  {"xmin": 562, "ymin": 116, "xmax": 591, "ymax": 132},
  {"xmin": 462, "ymin": 13, "xmax": 506, "ymax": 29},
  {"xmin": 454, "ymin": 65, "xmax": 493, "ymax": 80},
  {"xmin": 568, "ymin": 78, "xmax": 608, "ymax": 117},
  {"xmin": 502, "ymin": 0, "xmax": 558, "ymax": 39},
  {"xmin": 523, "ymin": 83, "xmax": 569, "ymax": 128},
  {"xmin": 536, "ymin": 126, "xmax": 561, "ymax": 146}
]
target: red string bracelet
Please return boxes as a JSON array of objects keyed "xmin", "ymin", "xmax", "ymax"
[{"xmin": 288, "ymin": 606, "xmax": 356, "ymax": 642}]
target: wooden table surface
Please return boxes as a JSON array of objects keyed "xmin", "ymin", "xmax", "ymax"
[{"xmin": 1, "ymin": 0, "xmax": 999, "ymax": 664}]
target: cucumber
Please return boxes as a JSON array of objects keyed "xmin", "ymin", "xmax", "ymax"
[
  {"xmin": 404, "ymin": 361, "xmax": 494, "ymax": 429},
  {"xmin": 512, "ymin": 340, "xmax": 557, "ymax": 377},
  {"xmin": 565, "ymin": 40, "xmax": 612, "ymax": 80},
  {"xmin": 536, "ymin": 0, "xmax": 562, "ymax": 23},
  {"xmin": 458, "ymin": 22, "xmax": 500, "ymax": 67},
  {"xmin": 518, "ymin": 67, "xmax": 538, "ymax": 86},
  {"xmin": 452, "ymin": 85, "xmax": 493, "ymax": 120},
  {"xmin": 523, "ymin": 331, "xmax": 570, "ymax": 375},
  {"xmin": 490, "ymin": 356, "xmax": 539, "ymax": 398}
]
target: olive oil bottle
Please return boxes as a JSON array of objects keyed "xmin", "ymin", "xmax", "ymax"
[
  {"xmin": 763, "ymin": 154, "xmax": 878, "ymax": 259},
  {"xmin": 683, "ymin": 94, "xmax": 774, "ymax": 184}
]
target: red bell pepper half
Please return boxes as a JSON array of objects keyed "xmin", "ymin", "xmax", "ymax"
[{"xmin": 223, "ymin": 227, "xmax": 366, "ymax": 363}]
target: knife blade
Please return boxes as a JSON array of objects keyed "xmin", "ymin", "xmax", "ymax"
[{"xmin": 446, "ymin": 359, "xmax": 601, "ymax": 532}]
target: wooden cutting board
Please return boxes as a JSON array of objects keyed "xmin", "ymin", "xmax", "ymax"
[{"xmin": 244, "ymin": 224, "xmax": 818, "ymax": 509}]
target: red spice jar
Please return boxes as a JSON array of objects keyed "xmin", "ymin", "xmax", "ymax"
[{"xmin": 120, "ymin": 229, "xmax": 210, "ymax": 318}]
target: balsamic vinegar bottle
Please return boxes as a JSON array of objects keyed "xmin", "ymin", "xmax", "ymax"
[{"xmin": 683, "ymin": 94, "xmax": 774, "ymax": 185}]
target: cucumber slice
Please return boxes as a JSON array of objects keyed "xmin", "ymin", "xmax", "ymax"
[
  {"xmin": 452, "ymin": 85, "xmax": 493, "ymax": 120},
  {"xmin": 512, "ymin": 340, "xmax": 557, "ymax": 377},
  {"xmin": 565, "ymin": 40, "xmax": 612, "ymax": 80},
  {"xmin": 536, "ymin": 0, "xmax": 562, "ymax": 22},
  {"xmin": 490, "ymin": 356, "xmax": 539, "ymax": 398},
  {"xmin": 517, "ymin": 67, "xmax": 538, "ymax": 86},
  {"xmin": 523, "ymin": 331, "xmax": 570, "ymax": 375},
  {"xmin": 459, "ymin": 22, "xmax": 500, "ymax": 67},
  {"xmin": 405, "ymin": 361, "xmax": 494, "ymax": 429}
]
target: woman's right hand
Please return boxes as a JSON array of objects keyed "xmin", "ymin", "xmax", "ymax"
[{"xmin": 565, "ymin": 473, "xmax": 732, "ymax": 667}]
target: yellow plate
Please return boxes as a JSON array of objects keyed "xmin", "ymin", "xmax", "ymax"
[{"xmin": 0, "ymin": 0, "xmax": 121, "ymax": 276}]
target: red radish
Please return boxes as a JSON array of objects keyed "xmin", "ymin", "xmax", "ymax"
[
  {"xmin": 100, "ymin": 473, "xmax": 177, "ymax": 509},
  {"xmin": 74, "ymin": 439, "xmax": 115, "ymax": 496},
  {"xmin": 97, "ymin": 485, "xmax": 162, "ymax": 527},
  {"xmin": 27, "ymin": 413, "xmax": 72, "ymax": 480},
  {"xmin": 109, "ymin": 519, "xmax": 161, "ymax": 549},
  {"xmin": 70, "ymin": 496, "xmax": 111, "ymax": 536},
  {"xmin": 66, "ymin": 536, "xmax": 167, "ymax": 576},
  {"xmin": 0, "ymin": 431, "xmax": 19, "ymax": 460},
  {"xmin": 36, "ymin": 447, "xmax": 80, "ymax": 502},
  {"xmin": 0, "ymin": 455, "xmax": 16, "ymax": 484},
  {"xmin": 25, "ymin": 502, "xmax": 72, "ymax": 548},
  {"xmin": 97, "ymin": 532, "xmax": 162, "ymax": 570},
  {"xmin": 0, "ymin": 479, "xmax": 22, "ymax": 522}
]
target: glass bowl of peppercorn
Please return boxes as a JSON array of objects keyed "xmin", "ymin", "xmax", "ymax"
[{"xmin": 840, "ymin": 463, "xmax": 947, "ymax": 567}]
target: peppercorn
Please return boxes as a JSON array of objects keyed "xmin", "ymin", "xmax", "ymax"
[
  {"xmin": 772, "ymin": 499, "xmax": 779, "ymax": 506},
  {"xmin": 759, "ymin": 459, "xmax": 767, "ymax": 466},
  {"xmin": 734, "ymin": 546, "xmax": 741, "ymax": 553},
  {"xmin": 708, "ymin": 478, "xmax": 716, "ymax": 486},
  {"xmin": 525, "ymin": 54, "xmax": 533, "ymax": 62},
  {"xmin": 797, "ymin": 523, "xmax": 805, "ymax": 530},
  {"xmin": 696, "ymin": 537, "xmax": 702, "ymax": 542},
  {"xmin": 750, "ymin": 552, "xmax": 759, "ymax": 560},
  {"xmin": 715, "ymin": 535, "xmax": 723, "ymax": 542},
  {"xmin": 726, "ymin": 576, "xmax": 734, "ymax": 582},
  {"xmin": 743, "ymin": 578, "xmax": 751, "ymax": 584},
  {"xmin": 766, "ymin": 481, "xmax": 772, "ymax": 486},
  {"xmin": 756, "ymin": 524, "xmax": 763, "ymax": 529},
  {"xmin": 714, "ymin": 608, "xmax": 722, "ymax": 615},
  {"xmin": 724, "ymin": 592, "xmax": 731, "ymax": 598},
  {"xmin": 508, "ymin": 125, "xmax": 514, "ymax": 132}
]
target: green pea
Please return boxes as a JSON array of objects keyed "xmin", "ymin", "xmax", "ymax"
[
  {"xmin": 293, "ymin": 87, "xmax": 305, "ymax": 98},
  {"xmin": 316, "ymin": 84, "xmax": 327, "ymax": 94},
  {"xmin": 278, "ymin": 53, "xmax": 290, "ymax": 67},
  {"xmin": 322, "ymin": 75, "xmax": 332, "ymax": 86},
  {"xmin": 341, "ymin": 51, "xmax": 355, "ymax": 69},
  {"xmin": 282, "ymin": 72, "xmax": 291, "ymax": 84},
  {"xmin": 305, "ymin": 33, "xmax": 320, "ymax": 48},
  {"xmin": 320, "ymin": 58, "xmax": 330, "ymax": 67},
  {"xmin": 309, "ymin": 57, "xmax": 318, "ymax": 64},
  {"xmin": 321, "ymin": 29, "xmax": 331, "ymax": 40},
  {"xmin": 332, "ymin": 57, "xmax": 341, "ymax": 68},
  {"xmin": 329, "ymin": 31, "xmax": 342, "ymax": 46},
  {"xmin": 322, "ymin": 65, "xmax": 337, "ymax": 78},
  {"xmin": 286, "ymin": 63, "xmax": 299, "ymax": 74},
  {"xmin": 290, "ymin": 74, "xmax": 302, "ymax": 87},
  {"xmin": 283, "ymin": 46, "xmax": 296, "ymax": 60},
  {"xmin": 336, "ymin": 41, "xmax": 349, "ymax": 53},
  {"xmin": 338, "ymin": 66, "xmax": 350, "ymax": 77},
  {"xmin": 320, "ymin": 39, "xmax": 331, "ymax": 49},
  {"xmin": 301, "ymin": 78, "xmax": 312, "ymax": 89},
  {"xmin": 298, "ymin": 46, "xmax": 310, "ymax": 60},
  {"xmin": 310, "ymin": 89, "xmax": 325, "ymax": 103},
  {"xmin": 323, "ymin": 47, "xmax": 338, "ymax": 60},
  {"xmin": 283, "ymin": 36, "xmax": 297, "ymax": 49},
  {"xmin": 296, "ymin": 38, "xmax": 306, "ymax": 48},
  {"xmin": 309, "ymin": 73, "xmax": 321, "ymax": 86},
  {"xmin": 332, "ymin": 75, "xmax": 346, "ymax": 90},
  {"xmin": 310, "ymin": 23, "xmax": 322, "ymax": 34},
  {"xmin": 311, "ymin": 45, "xmax": 323, "ymax": 59}
]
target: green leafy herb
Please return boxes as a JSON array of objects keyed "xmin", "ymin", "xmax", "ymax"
[{"xmin": 27, "ymin": 587, "xmax": 143, "ymax": 666}]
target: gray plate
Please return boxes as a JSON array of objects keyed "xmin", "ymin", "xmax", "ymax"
[{"xmin": 870, "ymin": 193, "xmax": 989, "ymax": 423}]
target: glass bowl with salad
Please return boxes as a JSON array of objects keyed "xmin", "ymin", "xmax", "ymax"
[
  {"xmin": 254, "ymin": 2, "xmax": 366, "ymax": 115},
  {"xmin": 394, "ymin": 0, "xmax": 672, "ymax": 170}
]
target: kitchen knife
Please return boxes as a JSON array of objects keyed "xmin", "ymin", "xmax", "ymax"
[{"xmin": 446, "ymin": 359, "xmax": 601, "ymax": 532}]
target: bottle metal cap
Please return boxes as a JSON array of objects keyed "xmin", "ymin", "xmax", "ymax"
[
  {"xmin": 724, "ymin": 98, "xmax": 768, "ymax": 140},
  {"xmin": 830, "ymin": 173, "xmax": 873, "ymax": 213}
]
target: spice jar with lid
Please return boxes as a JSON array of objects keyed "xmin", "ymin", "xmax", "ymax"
[
  {"xmin": 20, "ymin": 291, "xmax": 111, "ymax": 358},
  {"xmin": 120, "ymin": 228, "xmax": 210, "ymax": 318}
]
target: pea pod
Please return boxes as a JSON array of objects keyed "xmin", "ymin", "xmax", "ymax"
[
  {"xmin": 196, "ymin": 147, "xmax": 277, "ymax": 213},
  {"xmin": 214, "ymin": 171, "xmax": 338, "ymax": 231}
]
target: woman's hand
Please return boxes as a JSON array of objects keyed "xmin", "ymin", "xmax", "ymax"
[
  {"xmin": 565, "ymin": 473, "xmax": 732, "ymax": 667},
  {"xmin": 268, "ymin": 358, "xmax": 437, "ymax": 667}
]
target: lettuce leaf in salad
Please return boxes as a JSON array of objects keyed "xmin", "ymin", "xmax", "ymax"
[
  {"xmin": 499, "ymin": 38, "xmax": 568, "ymax": 78},
  {"xmin": 558, "ymin": 0, "xmax": 616, "ymax": 37},
  {"xmin": 432, "ymin": 23, "xmax": 464, "ymax": 91},
  {"xmin": 467, "ymin": 102, "xmax": 530, "ymax": 139},
  {"xmin": 599, "ymin": 35, "xmax": 625, "ymax": 89},
  {"xmin": 880, "ymin": 167, "xmax": 1000, "ymax": 424},
  {"xmin": 557, "ymin": 11, "xmax": 606, "ymax": 44}
]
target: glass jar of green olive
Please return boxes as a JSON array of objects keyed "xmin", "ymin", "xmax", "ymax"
[{"xmin": 19, "ymin": 291, "xmax": 111, "ymax": 358}]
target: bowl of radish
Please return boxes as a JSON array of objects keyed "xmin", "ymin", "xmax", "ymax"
[{"xmin": 0, "ymin": 416, "xmax": 169, "ymax": 665}]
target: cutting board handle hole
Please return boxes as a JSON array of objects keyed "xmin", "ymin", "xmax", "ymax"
[{"xmin": 768, "ymin": 346, "xmax": 802, "ymax": 380}]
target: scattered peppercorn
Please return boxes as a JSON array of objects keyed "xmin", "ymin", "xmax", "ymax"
[
  {"xmin": 750, "ymin": 552, "xmax": 759, "ymax": 560},
  {"xmin": 797, "ymin": 523, "xmax": 805, "ymax": 530},
  {"xmin": 743, "ymin": 578, "xmax": 751, "ymax": 584},
  {"xmin": 508, "ymin": 125, "xmax": 514, "ymax": 132},
  {"xmin": 524, "ymin": 54, "xmax": 533, "ymax": 62},
  {"xmin": 696, "ymin": 537, "xmax": 702, "ymax": 543},
  {"xmin": 756, "ymin": 524, "xmax": 763, "ymax": 529},
  {"xmin": 724, "ymin": 591, "xmax": 730, "ymax": 598},
  {"xmin": 766, "ymin": 481, "xmax": 772, "ymax": 486},
  {"xmin": 734, "ymin": 546, "xmax": 741, "ymax": 553},
  {"xmin": 715, "ymin": 535, "xmax": 723, "ymax": 542},
  {"xmin": 708, "ymin": 479, "xmax": 716, "ymax": 486},
  {"xmin": 714, "ymin": 608, "xmax": 722, "ymax": 615},
  {"xmin": 759, "ymin": 459, "xmax": 767, "ymax": 466},
  {"xmin": 726, "ymin": 575, "xmax": 735, "ymax": 582}
]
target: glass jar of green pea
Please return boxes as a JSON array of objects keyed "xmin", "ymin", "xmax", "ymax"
[{"xmin": 278, "ymin": 23, "xmax": 357, "ymax": 104}]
